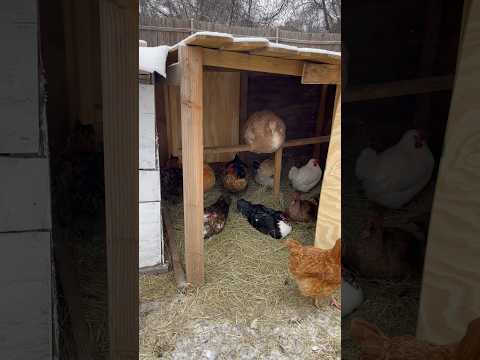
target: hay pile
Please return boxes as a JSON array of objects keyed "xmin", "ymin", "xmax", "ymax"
[{"xmin": 140, "ymin": 168, "xmax": 341, "ymax": 359}]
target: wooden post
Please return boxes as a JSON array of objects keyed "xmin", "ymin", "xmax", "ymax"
[
  {"xmin": 273, "ymin": 148, "xmax": 283, "ymax": 196},
  {"xmin": 179, "ymin": 45, "xmax": 205, "ymax": 286},
  {"xmin": 314, "ymin": 85, "xmax": 341, "ymax": 249},
  {"xmin": 99, "ymin": 0, "xmax": 139, "ymax": 359},
  {"xmin": 313, "ymin": 85, "xmax": 329, "ymax": 159},
  {"xmin": 417, "ymin": 0, "xmax": 480, "ymax": 344}
]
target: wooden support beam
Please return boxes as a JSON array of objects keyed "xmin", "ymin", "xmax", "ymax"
[
  {"xmin": 273, "ymin": 148, "xmax": 283, "ymax": 196},
  {"xmin": 315, "ymin": 85, "xmax": 341, "ymax": 249},
  {"xmin": 343, "ymin": 75, "xmax": 454, "ymax": 103},
  {"xmin": 162, "ymin": 209, "xmax": 189, "ymax": 290},
  {"xmin": 413, "ymin": 0, "xmax": 444, "ymax": 129},
  {"xmin": 203, "ymin": 48, "xmax": 304, "ymax": 76},
  {"xmin": 283, "ymin": 136, "xmax": 330, "ymax": 148},
  {"xmin": 99, "ymin": 0, "xmax": 139, "ymax": 359},
  {"xmin": 177, "ymin": 136, "xmax": 331, "ymax": 155},
  {"xmin": 417, "ymin": 0, "xmax": 480, "ymax": 344},
  {"xmin": 166, "ymin": 63, "xmax": 181, "ymax": 86},
  {"xmin": 313, "ymin": 86, "xmax": 329, "ymax": 158},
  {"xmin": 179, "ymin": 45, "xmax": 205, "ymax": 287},
  {"xmin": 301, "ymin": 63, "xmax": 340, "ymax": 84}
]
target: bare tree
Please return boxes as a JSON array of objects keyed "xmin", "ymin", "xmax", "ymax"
[{"xmin": 139, "ymin": 0, "xmax": 340, "ymax": 32}]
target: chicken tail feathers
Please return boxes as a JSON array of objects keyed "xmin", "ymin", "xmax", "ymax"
[{"xmin": 355, "ymin": 147, "xmax": 377, "ymax": 181}]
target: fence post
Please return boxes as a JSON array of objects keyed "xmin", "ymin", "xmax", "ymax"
[
  {"xmin": 190, "ymin": 18, "xmax": 194, "ymax": 34},
  {"xmin": 276, "ymin": 27, "xmax": 279, "ymax": 43}
]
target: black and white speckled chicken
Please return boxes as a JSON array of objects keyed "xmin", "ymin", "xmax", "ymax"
[
  {"xmin": 204, "ymin": 195, "xmax": 231, "ymax": 239},
  {"xmin": 237, "ymin": 199, "xmax": 292, "ymax": 239}
]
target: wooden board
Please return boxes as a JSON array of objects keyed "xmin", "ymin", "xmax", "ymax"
[
  {"xmin": 0, "ymin": 232, "xmax": 51, "ymax": 360},
  {"xmin": 203, "ymin": 71, "xmax": 240, "ymax": 162},
  {"xmin": 315, "ymin": 86, "xmax": 341, "ymax": 249},
  {"xmin": 343, "ymin": 75, "xmax": 454, "ymax": 103},
  {"xmin": 168, "ymin": 70, "xmax": 241, "ymax": 162},
  {"xmin": 416, "ymin": 0, "xmax": 480, "ymax": 344},
  {"xmin": 139, "ymin": 202, "xmax": 163, "ymax": 268},
  {"xmin": 295, "ymin": 48, "xmax": 341, "ymax": 65},
  {"xmin": 251, "ymin": 42, "xmax": 299, "ymax": 59},
  {"xmin": 302, "ymin": 63, "xmax": 340, "ymax": 84},
  {"xmin": 0, "ymin": 21, "xmax": 39, "ymax": 153},
  {"xmin": 0, "ymin": 158, "xmax": 51, "ymax": 232},
  {"xmin": 221, "ymin": 37, "xmax": 270, "ymax": 52},
  {"xmin": 179, "ymin": 44, "xmax": 205, "ymax": 286},
  {"xmin": 179, "ymin": 31, "xmax": 234, "ymax": 49},
  {"xmin": 203, "ymin": 48, "xmax": 304, "ymax": 76},
  {"xmin": 99, "ymin": 0, "xmax": 139, "ymax": 358}
]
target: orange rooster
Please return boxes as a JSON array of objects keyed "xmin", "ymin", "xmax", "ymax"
[
  {"xmin": 285, "ymin": 239, "xmax": 341, "ymax": 310},
  {"xmin": 350, "ymin": 317, "xmax": 480, "ymax": 360}
]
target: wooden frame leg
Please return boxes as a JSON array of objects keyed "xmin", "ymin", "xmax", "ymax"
[
  {"xmin": 315, "ymin": 85, "xmax": 341, "ymax": 249},
  {"xmin": 179, "ymin": 45, "xmax": 204, "ymax": 286},
  {"xmin": 274, "ymin": 147, "xmax": 283, "ymax": 195},
  {"xmin": 313, "ymin": 85, "xmax": 328, "ymax": 159},
  {"xmin": 99, "ymin": 0, "xmax": 139, "ymax": 358}
]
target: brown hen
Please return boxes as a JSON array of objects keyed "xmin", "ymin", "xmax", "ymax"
[
  {"xmin": 285, "ymin": 239, "xmax": 341, "ymax": 309},
  {"xmin": 350, "ymin": 317, "xmax": 480, "ymax": 360}
]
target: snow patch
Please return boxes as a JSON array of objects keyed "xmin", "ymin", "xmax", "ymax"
[{"xmin": 139, "ymin": 45, "xmax": 170, "ymax": 78}]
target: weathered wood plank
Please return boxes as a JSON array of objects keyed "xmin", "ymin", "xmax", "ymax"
[
  {"xmin": 301, "ymin": 63, "xmax": 340, "ymax": 84},
  {"xmin": 221, "ymin": 37, "xmax": 270, "ymax": 52},
  {"xmin": 99, "ymin": 0, "xmax": 139, "ymax": 358},
  {"xmin": 343, "ymin": 75, "xmax": 454, "ymax": 103},
  {"xmin": 179, "ymin": 45, "xmax": 205, "ymax": 286},
  {"xmin": 273, "ymin": 148, "xmax": 283, "ymax": 196},
  {"xmin": 203, "ymin": 48, "xmax": 304, "ymax": 76},
  {"xmin": 0, "ymin": 158, "xmax": 51, "ymax": 232},
  {"xmin": 251, "ymin": 42, "xmax": 299, "ymax": 59},
  {"xmin": 417, "ymin": 0, "xmax": 480, "ymax": 344},
  {"xmin": 203, "ymin": 71, "xmax": 240, "ymax": 162},
  {"xmin": 0, "ymin": 232, "xmax": 51, "ymax": 360},
  {"xmin": 315, "ymin": 86, "xmax": 340, "ymax": 249}
]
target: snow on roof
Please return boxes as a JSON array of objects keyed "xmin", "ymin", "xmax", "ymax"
[
  {"xmin": 139, "ymin": 45, "xmax": 170, "ymax": 78},
  {"xmin": 168, "ymin": 31, "xmax": 340, "ymax": 64}
]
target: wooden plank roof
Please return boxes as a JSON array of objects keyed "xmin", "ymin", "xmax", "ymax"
[{"xmin": 169, "ymin": 31, "xmax": 341, "ymax": 65}]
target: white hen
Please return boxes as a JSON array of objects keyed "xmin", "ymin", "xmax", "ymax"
[
  {"xmin": 288, "ymin": 159, "xmax": 323, "ymax": 192},
  {"xmin": 355, "ymin": 129, "xmax": 434, "ymax": 209}
]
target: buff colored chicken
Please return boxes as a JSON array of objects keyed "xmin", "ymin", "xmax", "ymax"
[
  {"xmin": 203, "ymin": 162, "xmax": 216, "ymax": 192},
  {"xmin": 285, "ymin": 239, "xmax": 341, "ymax": 310},
  {"xmin": 350, "ymin": 317, "xmax": 480, "ymax": 360},
  {"xmin": 253, "ymin": 158, "xmax": 275, "ymax": 187},
  {"xmin": 355, "ymin": 129, "xmax": 434, "ymax": 209},
  {"xmin": 243, "ymin": 110, "xmax": 286, "ymax": 153}
]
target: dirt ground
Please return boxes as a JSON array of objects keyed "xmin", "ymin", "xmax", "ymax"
[{"xmin": 140, "ymin": 159, "xmax": 341, "ymax": 360}]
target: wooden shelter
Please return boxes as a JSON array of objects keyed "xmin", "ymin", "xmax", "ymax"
[{"xmin": 159, "ymin": 33, "xmax": 341, "ymax": 286}]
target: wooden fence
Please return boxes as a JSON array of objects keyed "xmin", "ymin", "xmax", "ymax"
[{"xmin": 139, "ymin": 16, "xmax": 341, "ymax": 51}]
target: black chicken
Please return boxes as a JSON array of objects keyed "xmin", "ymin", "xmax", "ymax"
[{"xmin": 237, "ymin": 199, "xmax": 292, "ymax": 239}]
